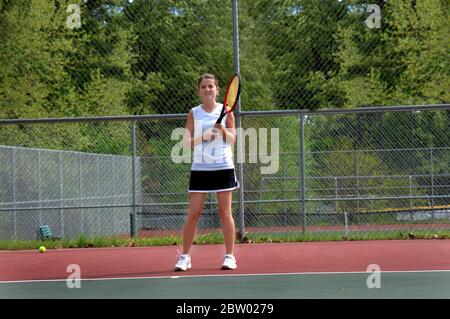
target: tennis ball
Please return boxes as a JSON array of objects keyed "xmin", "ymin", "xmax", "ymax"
[{"xmin": 39, "ymin": 246, "xmax": 46, "ymax": 253}]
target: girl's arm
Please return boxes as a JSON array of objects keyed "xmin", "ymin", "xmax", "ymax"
[{"xmin": 215, "ymin": 111, "xmax": 236, "ymax": 145}]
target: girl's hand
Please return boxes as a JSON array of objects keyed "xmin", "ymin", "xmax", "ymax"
[
  {"xmin": 213, "ymin": 124, "xmax": 226, "ymax": 135},
  {"xmin": 202, "ymin": 128, "xmax": 219, "ymax": 141}
]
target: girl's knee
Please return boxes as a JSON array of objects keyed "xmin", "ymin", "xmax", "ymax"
[
  {"xmin": 188, "ymin": 210, "xmax": 202, "ymax": 221},
  {"xmin": 219, "ymin": 211, "xmax": 233, "ymax": 221}
]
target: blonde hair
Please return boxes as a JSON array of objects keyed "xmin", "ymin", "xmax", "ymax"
[{"xmin": 197, "ymin": 74, "xmax": 219, "ymax": 89}]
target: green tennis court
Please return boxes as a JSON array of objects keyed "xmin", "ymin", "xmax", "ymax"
[{"xmin": 1, "ymin": 270, "xmax": 450, "ymax": 299}]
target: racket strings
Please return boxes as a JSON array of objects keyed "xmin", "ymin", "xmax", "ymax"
[
  {"xmin": 216, "ymin": 74, "xmax": 240, "ymax": 124},
  {"xmin": 224, "ymin": 76, "xmax": 240, "ymax": 111}
]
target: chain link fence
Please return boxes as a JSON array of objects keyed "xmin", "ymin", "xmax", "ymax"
[
  {"xmin": 0, "ymin": 120, "xmax": 141, "ymax": 240},
  {"xmin": 0, "ymin": 106, "xmax": 449, "ymax": 240},
  {"xmin": 0, "ymin": 1, "xmax": 449, "ymax": 240},
  {"xmin": 241, "ymin": 107, "xmax": 449, "ymax": 240},
  {"xmin": 0, "ymin": 145, "xmax": 136, "ymax": 240}
]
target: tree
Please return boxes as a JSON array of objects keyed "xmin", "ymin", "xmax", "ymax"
[
  {"xmin": 0, "ymin": 0, "xmax": 135, "ymax": 154},
  {"xmin": 248, "ymin": 0, "xmax": 348, "ymax": 110},
  {"xmin": 335, "ymin": 0, "xmax": 449, "ymax": 107}
]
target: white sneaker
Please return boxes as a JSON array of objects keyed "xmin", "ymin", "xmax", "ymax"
[
  {"xmin": 174, "ymin": 254, "xmax": 191, "ymax": 271},
  {"xmin": 221, "ymin": 254, "xmax": 237, "ymax": 270}
]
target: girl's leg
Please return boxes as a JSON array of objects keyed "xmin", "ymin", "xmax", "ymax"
[
  {"xmin": 182, "ymin": 192, "xmax": 207, "ymax": 254},
  {"xmin": 217, "ymin": 191, "xmax": 235, "ymax": 255}
]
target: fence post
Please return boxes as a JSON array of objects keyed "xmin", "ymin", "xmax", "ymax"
[
  {"xmin": 409, "ymin": 175, "xmax": 413, "ymax": 221},
  {"xmin": 232, "ymin": 0, "xmax": 245, "ymax": 242},
  {"xmin": 112, "ymin": 157, "xmax": 117, "ymax": 233},
  {"xmin": 12, "ymin": 148, "xmax": 17, "ymax": 240},
  {"xmin": 96, "ymin": 155, "xmax": 100, "ymax": 236},
  {"xmin": 283, "ymin": 153, "xmax": 287, "ymax": 224},
  {"xmin": 335, "ymin": 177, "xmax": 338, "ymax": 214},
  {"xmin": 430, "ymin": 148, "xmax": 435, "ymax": 223},
  {"xmin": 344, "ymin": 211, "xmax": 349, "ymax": 236},
  {"xmin": 299, "ymin": 114, "xmax": 306, "ymax": 234},
  {"xmin": 38, "ymin": 150, "xmax": 42, "ymax": 227},
  {"xmin": 78, "ymin": 153, "xmax": 84, "ymax": 234},
  {"xmin": 355, "ymin": 149, "xmax": 360, "ymax": 222},
  {"xmin": 409, "ymin": 175, "xmax": 413, "ymax": 207},
  {"xmin": 131, "ymin": 121, "xmax": 138, "ymax": 237},
  {"xmin": 59, "ymin": 151, "xmax": 64, "ymax": 238}
]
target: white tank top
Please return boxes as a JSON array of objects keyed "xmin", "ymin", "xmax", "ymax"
[{"xmin": 191, "ymin": 103, "xmax": 234, "ymax": 171}]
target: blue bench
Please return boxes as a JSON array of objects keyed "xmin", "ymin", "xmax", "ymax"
[{"xmin": 39, "ymin": 225, "xmax": 61, "ymax": 240}]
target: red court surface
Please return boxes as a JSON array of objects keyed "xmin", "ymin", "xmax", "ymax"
[{"xmin": 1, "ymin": 239, "xmax": 449, "ymax": 282}]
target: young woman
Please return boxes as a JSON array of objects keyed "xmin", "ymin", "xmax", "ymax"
[{"xmin": 175, "ymin": 74, "xmax": 239, "ymax": 271}]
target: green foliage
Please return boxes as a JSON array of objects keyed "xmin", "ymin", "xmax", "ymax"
[
  {"xmin": 0, "ymin": 0, "xmax": 135, "ymax": 153},
  {"xmin": 335, "ymin": 0, "xmax": 449, "ymax": 106},
  {"xmin": 249, "ymin": 0, "xmax": 348, "ymax": 110},
  {"xmin": 1, "ymin": 0, "xmax": 448, "ymax": 120}
]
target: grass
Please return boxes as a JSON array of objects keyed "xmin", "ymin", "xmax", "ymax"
[
  {"xmin": 241, "ymin": 229, "xmax": 450, "ymax": 243},
  {"xmin": 0, "ymin": 229, "xmax": 449, "ymax": 251}
]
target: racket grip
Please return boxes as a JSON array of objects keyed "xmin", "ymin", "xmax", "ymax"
[{"xmin": 216, "ymin": 114, "xmax": 225, "ymax": 125}]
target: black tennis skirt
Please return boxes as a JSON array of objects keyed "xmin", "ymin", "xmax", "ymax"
[{"xmin": 189, "ymin": 169, "xmax": 239, "ymax": 193}]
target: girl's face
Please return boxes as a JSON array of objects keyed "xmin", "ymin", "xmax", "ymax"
[{"xmin": 197, "ymin": 78, "xmax": 219, "ymax": 103}]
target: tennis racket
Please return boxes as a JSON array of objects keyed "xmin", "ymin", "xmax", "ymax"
[{"xmin": 215, "ymin": 73, "xmax": 241, "ymax": 125}]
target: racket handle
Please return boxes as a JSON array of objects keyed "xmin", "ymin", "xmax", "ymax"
[{"xmin": 216, "ymin": 114, "xmax": 225, "ymax": 125}]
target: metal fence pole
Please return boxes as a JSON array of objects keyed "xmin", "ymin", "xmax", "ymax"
[
  {"xmin": 59, "ymin": 151, "xmax": 64, "ymax": 237},
  {"xmin": 131, "ymin": 121, "xmax": 138, "ymax": 237},
  {"xmin": 430, "ymin": 148, "xmax": 435, "ymax": 223},
  {"xmin": 96, "ymin": 155, "xmax": 100, "ymax": 236},
  {"xmin": 355, "ymin": 149, "xmax": 360, "ymax": 217},
  {"xmin": 344, "ymin": 211, "xmax": 349, "ymax": 236},
  {"xmin": 233, "ymin": 0, "xmax": 245, "ymax": 242},
  {"xmin": 335, "ymin": 177, "xmax": 338, "ymax": 214},
  {"xmin": 409, "ymin": 175, "xmax": 413, "ymax": 208},
  {"xmin": 112, "ymin": 157, "xmax": 117, "ymax": 232},
  {"xmin": 299, "ymin": 114, "xmax": 306, "ymax": 233},
  {"xmin": 12, "ymin": 148, "xmax": 17, "ymax": 240},
  {"xmin": 409, "ymin": 175, "xmax": 413, "ymax": 221},
  {"xmin": 38, "ymin": 150, "xmax": 42, "ymax": 227},
  {"xmin": 283, "ymin": 153, "xmax": 287, "ymax": 224},
  {"xmin": 78, "ymin": 153, "xmax": 84, "ymax": 234}
]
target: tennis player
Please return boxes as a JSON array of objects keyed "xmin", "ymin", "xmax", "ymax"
[{"xmin": 175, "ymin": 74, "xmax": 239, "ymax": 271}]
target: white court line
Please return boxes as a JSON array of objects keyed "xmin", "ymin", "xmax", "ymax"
[{"xmin": 1, "ymin": 269, "xmax": 450, "ymax": 285}]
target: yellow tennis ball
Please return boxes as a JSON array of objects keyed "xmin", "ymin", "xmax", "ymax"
[{"xmin": 39, "ymin": 246, "xmax": 46, "ymax": 253}]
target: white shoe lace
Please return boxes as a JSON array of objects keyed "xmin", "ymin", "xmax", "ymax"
[{"xmin": 176, "ymin": 250, "xmax": 190, "ymax": 266}]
